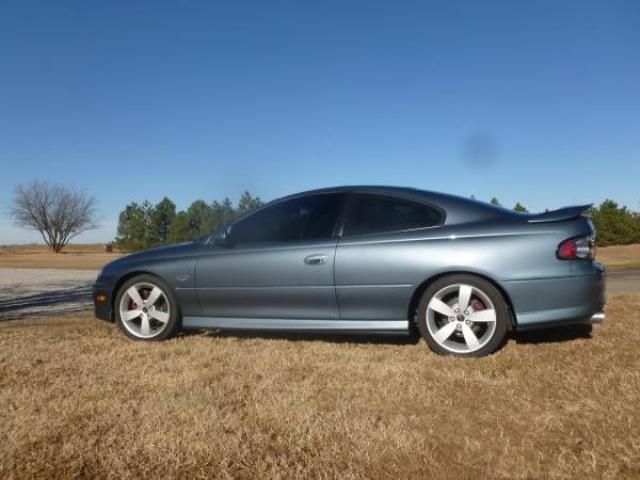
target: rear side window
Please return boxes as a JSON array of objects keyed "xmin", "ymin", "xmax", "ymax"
[
  {"xmin": 343, "ymin": 194, "xmax": 443, "ymax": 236},
  {"xmin": 230, "ymin": 193, "xmax": 343, "ymax": 245}
]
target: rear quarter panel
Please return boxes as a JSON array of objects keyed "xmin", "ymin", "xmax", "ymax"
[{"xmin": 334, "ymin": 217, "xmax": 595, "ymax": 322}]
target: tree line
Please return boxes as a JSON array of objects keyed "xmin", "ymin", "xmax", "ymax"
[
  {"xmin": 589, "ymin": 199, "xmax": 640, "ymax": 246},
  {"xmin": 116, "ymin": 193, "xmax": 640, "ymax": 251},
  {"xmin": 114, "ymin": 191, "xmax": 263, "ymax": 251},
  {"xmin": 9, "ymin": 181, "xmax": 640, "ymax": 252},
  {"xmin": 488, "ymin": 197, "xmax": 640, "ymax": 246}
]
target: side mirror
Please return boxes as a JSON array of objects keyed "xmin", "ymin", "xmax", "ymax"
[{"xmin": 211, "ymin": 226, "xmax": 232, "ymax": 247}]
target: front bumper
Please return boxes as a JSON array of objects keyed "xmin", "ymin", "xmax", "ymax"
[{"xmin": 93, "ymin": 278, "xmax": 114, "ymax": 322}]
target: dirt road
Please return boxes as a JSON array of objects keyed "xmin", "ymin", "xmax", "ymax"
[
  {"xmin": 0, "ymin": 268, "xmax": 97, "ymax": 320},
  {"xmin": 607, "ymin": 269, "xmax": 640, "ymax": 294}
]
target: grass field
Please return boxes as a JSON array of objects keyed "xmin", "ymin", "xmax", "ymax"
[
  {"xmin": 0, "ymin": 244, "xmax": 121, "ymax": 270},
  {"xmin": 598, "ymin": 244, "xmax": 640, "ymax": 270},
  {"xmin": 1, "ymin": 243, "xmax": 640, "ymax": 271},
  {"xmin": 1, "ymin": 294, "xmax": 638, "ymax": 479}
]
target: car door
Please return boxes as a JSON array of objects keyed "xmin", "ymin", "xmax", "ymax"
[
  {"xmin": 194, "ymin": 193, "xmax": 346, "ymax": 320},
  {"xmin": 335, "ymin": 192, "xmax": 445, "ymax": 320}
]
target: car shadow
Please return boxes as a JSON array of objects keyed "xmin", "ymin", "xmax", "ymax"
[
  {"xmin": 196, "ymin": 329, "xmax": 421, "ymax": 346},
  {"xmin": 511, "ymin": 323, "xmax": 593, "ymax": 345},
  {"xmin": 192, "ymin": 324, "xmax": 593, "ymax": 347},
  {"xmin": 0, "ymin": 285, "xmax": 93, "ymax": 321}
]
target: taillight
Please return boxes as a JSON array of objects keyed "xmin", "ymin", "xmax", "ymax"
[{"xmin": 557, "ymin": 235, "xmax": 596, "ymax": 260}]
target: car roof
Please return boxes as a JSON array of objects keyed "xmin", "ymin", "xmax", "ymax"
[
  {"xmin": 285, "ymin": 185, "xmax": 463, "ymax": 200},
  {"xmin": 279, "ymin": 185, "xmax": 520, "ymax": 225}
]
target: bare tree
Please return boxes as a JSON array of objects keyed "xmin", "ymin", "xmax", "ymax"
[{"xmin": 11, "ymin": 180, "xmax": 98, "ymax": 253}]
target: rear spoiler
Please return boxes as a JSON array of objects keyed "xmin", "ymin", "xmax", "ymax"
[{"xmin": 527, "ymin": 204, "xmax": 592, "ymax": 223}]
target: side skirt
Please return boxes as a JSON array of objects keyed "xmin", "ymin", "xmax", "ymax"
[{"xmin": 182, "ymin": 316, "xmax": 410, "ymax": 334}]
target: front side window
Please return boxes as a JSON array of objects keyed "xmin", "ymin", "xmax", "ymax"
[
  {"xmin": 343, "ymin": 194, "xmax": 443, "ymax": 236},
  {"xmin": 229, "ymin": 193, "xmax": 343, "ymax": 245}
]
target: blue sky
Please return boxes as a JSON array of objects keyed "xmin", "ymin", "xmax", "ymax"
[{"xmin": 1, "ymin": 0, "xmax": 639, "ymax": 244}]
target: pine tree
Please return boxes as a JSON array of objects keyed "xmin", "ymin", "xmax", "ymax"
[{"xmin": 513, "ymin": 202, "xmax": 528, "ymax": 213}]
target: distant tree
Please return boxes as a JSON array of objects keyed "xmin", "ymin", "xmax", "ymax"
[
  {"xmin": 590, "ymin": 199, "xmax": 640, "ymax": 246},
  {"xmin": 238, "ymin": 191, "xmax": 263, "ymax": 215},
  {"xmin": 151, "ymin": 197, "xmax": 176, "ymax": 244},
  {"xmin": 115, "ymin": 203, "xmax": 139, "ymax": 251},
  {"xmin": 168, "ymin": 211, "xmax": 189, "ymax": 244},
  {"xmin": 513, "ymin": 202, "xmax": 528, "ymax": 213},
  {"xmin": 212, "ymin": 198, "xmax": 237, "ymax": 228},
  {"xmin": 11, "ymin": 180, "xmax": 98, "ymax": 253},
  {"xmin": 184, "ymin": 200, "xmax": 214, "ymax": 240},
  {"xmin": 490, "ymin": 197, "xmax": 501, "ymax": 206},
  {"xmin": 115, "ymin": 201, "xmax": 155, "ymax": 251}
]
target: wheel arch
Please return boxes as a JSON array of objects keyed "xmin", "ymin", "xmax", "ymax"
[
  {"xmin": 110, "ymin": 270, "xmax": 159, "ymax": 319},
  {"xmin": 407, "ymin": 271, "xmax": 517, "ymax": 330}
]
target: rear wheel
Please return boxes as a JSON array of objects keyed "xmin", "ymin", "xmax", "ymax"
[
  {"xmin": 415, "ymin": 275, "xmax": 510, "ymax": 357},
  {"xmin": 115, "ymin": 274, "xmax": 180, "ymax": 341}
]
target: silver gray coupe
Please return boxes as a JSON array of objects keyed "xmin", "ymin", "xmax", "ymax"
[{"xmin": 94, "ymin": 186, "xmax": 606, "ymax": 357}]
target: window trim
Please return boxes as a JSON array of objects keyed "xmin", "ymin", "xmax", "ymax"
[
  {"xmin": 339, "ymin": 192, "xmax": 445, "ymax": 238},
  {"xmin": 227, "ymin": 192, "xmax": 348, "ymax": 247}
]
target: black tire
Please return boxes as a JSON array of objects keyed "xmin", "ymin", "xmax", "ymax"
[
  {"xmin": 114, "ymin": 274, "xmax": 181, "ymax": 341},
  {"xmin": 415, "ymin": 274, "xmax": 510, "ymax": 357}
]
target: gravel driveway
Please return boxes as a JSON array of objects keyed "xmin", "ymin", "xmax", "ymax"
[{"xmin": 0, "ymin": 268, "xmax": 98, "ymax": 321}]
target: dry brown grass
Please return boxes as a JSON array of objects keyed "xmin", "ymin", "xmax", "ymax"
[
  {"xmin": 0, "ymin": 244, "xmax": 121, "ymax": 270},
  {"xmin": 1, "ymin": 295, "xmax": 639, "ymax": 479},
  {"xmin": 0, "ymin": 243, "xmax": 113, "ymax": 254},
  {"xmin": 598, "ymin": 244, "xmax": 640, "ymax": 270}
]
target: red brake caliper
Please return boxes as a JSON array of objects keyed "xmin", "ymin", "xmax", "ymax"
[{"xmin": 470, "ymin": 298, "xmax": 485, "ymax": 312}]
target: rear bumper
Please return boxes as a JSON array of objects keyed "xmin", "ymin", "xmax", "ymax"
[{"xmin": 505, "ymin": 264, "xmax": 606, "ymax": 330}]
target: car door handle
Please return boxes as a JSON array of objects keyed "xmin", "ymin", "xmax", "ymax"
[{"xmin": 304, "ymin": 254, "xmax": 328, "ymax": 265}]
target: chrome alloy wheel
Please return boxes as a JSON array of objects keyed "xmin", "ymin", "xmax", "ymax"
[
  {"xmin": 118, "ymin": 282, "xmax": 171, "ymax": 339},
  {"xmin": 426, "ymin": 283, "xmax": 497, "ymax": 354}
]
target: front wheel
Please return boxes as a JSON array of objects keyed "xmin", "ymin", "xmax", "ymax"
[
  {"xmin": 415, "ymin": 275, "xmax": 510, "ymax": 357},
  {"xmin": 115, "ymin": 274, "xmax": 180, "ymax": 341}
]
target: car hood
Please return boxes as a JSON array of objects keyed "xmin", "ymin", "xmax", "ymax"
[{"xmin": 102, "ymin": 242, "xmax": 201, "ymax": 272}]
